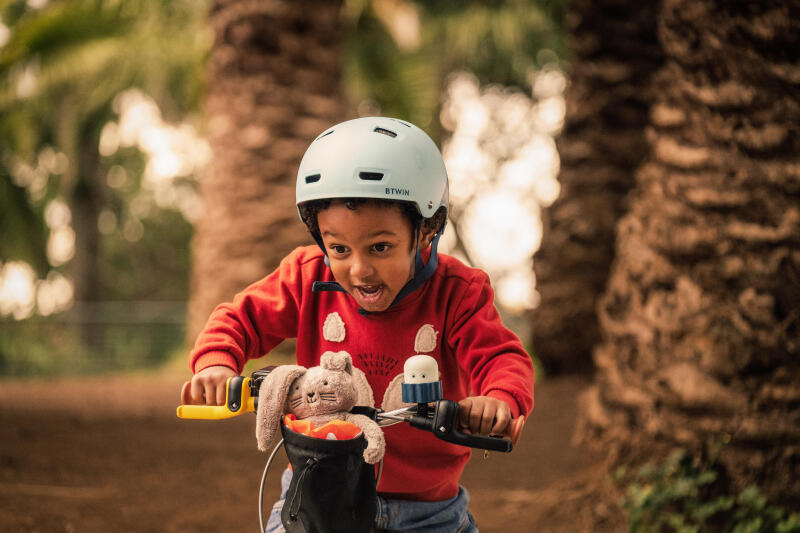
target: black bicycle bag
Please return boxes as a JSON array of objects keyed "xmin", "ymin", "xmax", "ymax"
[{"xmin": 280, "ymin": 419, "xmax": 378, "ymax": 533}]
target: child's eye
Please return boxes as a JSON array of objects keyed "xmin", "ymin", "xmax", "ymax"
[
  {"xmin": 372, "ymin": 243, "xmax": 390, "ymax": 253},
  {"xmin": 329, "ymin": 245, "xmax": 347, "ymax": 255}
]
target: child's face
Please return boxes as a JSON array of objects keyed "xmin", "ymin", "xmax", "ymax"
[{"xmin": 317, "ymin": 201, "xmax": 431, "ymax": 312}]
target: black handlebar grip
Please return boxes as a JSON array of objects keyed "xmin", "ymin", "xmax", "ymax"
[
  {"xmin": 429, "ymin": 400, "xmax": 513, "ymax": 452},
  {"xmin": 441, "ymin": 429, "xmax": 513, "ymax": 452}
]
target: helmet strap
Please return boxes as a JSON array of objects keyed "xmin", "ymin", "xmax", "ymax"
[
  {"xmin": 311, "ymin": 231, "xmax": 346, "ymax": 292},
  {"xmin": 386, "ymin": 229, "xmax": 439, "ymax": 313},
  {"xmin": 310, "ymin": 232, "xmax": 328, "ymax": 260}
]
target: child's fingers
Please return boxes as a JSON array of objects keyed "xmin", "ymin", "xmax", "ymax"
[
  {"xmin": 190, "ymin": 379, "xmax": 205, "ymax": 405},
  {"xmin": 459, "ymin": 397, "xmax": 514, "ymax": 435},
  {"xmin": 479, "ymin": 403, "xmax": 499, "ymax": 435},
  {"xmin": 458, "ymin": 398, "xmax": 472, "ymax": 428},
  {"xmin": 180, "ymin": 381, "xmax": 192, "ymax": 405},
  {"xmin": 457, "ymin": 398, "xmax": 473, "ymax": 430},
  {"xmin": 490, "ymin": 407, "xmax": 511, "ymax": 436},
  {"xmin": 216, "ymin": 383, "xmax": 226, "ymax": 406},
  {"xmin": 468, "ymin": 402, "xmax": 487, "ymax": 435},
  {"xmin": 204, "ymin": 383, "xmax": 218, "ymax": 406}
]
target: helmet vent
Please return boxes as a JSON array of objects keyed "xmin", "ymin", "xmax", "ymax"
[
  {"xmin": 373, "ymin": 127, "xmax": 397, "ymax": 138},
  {"xmin": 359, "ymin": 171, "xmax": 384, "ymax": 181},
  {"xmin": 305, "ymin": 174, "xmax": 321, "ymax": 184},
  {"xmin": 314, "ymin": 130, "xmax": 334, "ymax": 142}
]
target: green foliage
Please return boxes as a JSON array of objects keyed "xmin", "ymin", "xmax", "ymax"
[
  {"xmin": 619, "ymin": 450, "xmax": 800, "ymax": 533},
  {"xmin": 0, "ymin": 0, "xmax": 207, "ymax": 375},
  {"xmin": 0, "ymin": 168, "xmax": 48, "ymax": 273},
  {"xmin": 343, "ymin": 0, "xmax": 564, "ymax": 139},
  {"xmin": 0, "ymin": 317, "xmax": 186, "ymax": 376},
  {"xmin": 0, "ymin": 0, "xmax": 208, "ymax": 266},
  {"xmin": 425, "ymin": 0, "xmax": 563, "ymax": 87}
]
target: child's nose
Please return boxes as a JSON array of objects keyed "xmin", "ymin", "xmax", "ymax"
[{"xmin": 350, "ymin": 255, "xmax": 375, "ymax": 278}]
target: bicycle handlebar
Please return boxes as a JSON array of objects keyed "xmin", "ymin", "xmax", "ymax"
[
  {"xmin": 176, "ymin": 376, "xmax": 256, "ymax": 420},
  {"xmin": 177, "ymin": 373, "xmax": 525, "ymax": 452}
]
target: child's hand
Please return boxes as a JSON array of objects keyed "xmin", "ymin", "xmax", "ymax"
[
  {"xmin": 457, "ymin": 396, "xmax": 511, "ymax": 436},
  {"xmin": 180, "ymin": 365, "xmax": 237, "ymax": 406}
]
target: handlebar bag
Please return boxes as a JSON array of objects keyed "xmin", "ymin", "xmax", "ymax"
[{"xmin": 280, "ymin": 419, "xmax": 377, "ymax": 533}]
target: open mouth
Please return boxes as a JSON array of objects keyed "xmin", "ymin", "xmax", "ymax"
[{"xmin": 354, "ymin": 284, "xmax": 384, "ymax": 305}]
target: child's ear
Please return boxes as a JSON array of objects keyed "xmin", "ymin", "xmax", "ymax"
[{"xmin": 418, "ymin": 226, "xmax": 436, "ymax": 250}]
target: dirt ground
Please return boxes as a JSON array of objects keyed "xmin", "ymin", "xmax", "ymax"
[{"xmin": 0, "ymin": 371, "xmax": 617, "ymax": 532}]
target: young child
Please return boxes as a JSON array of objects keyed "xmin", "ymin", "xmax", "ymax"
[{"xmin": 182, "ymin": 117, "xmax": 534, "ymax": 532}]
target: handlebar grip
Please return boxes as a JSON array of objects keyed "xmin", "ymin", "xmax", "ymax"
[
  {"xmin": 176, "ymin": 404, "xmax": 245, "ymax": 420},
  {"xmin": 440, "ymin": 428, "xmax": 513, "ymax": 452},
  {"xmin": 176, "ymin": 376, "xmax": 255, "ymax": 419},
  {"xmin": 430, "ymin": 400, "xmax": 514, "ymax": 452}
]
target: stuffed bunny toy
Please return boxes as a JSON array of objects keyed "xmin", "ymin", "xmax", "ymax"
[{"xmin": 256, "ymin": 350, "xmax": 385, "ymax": 464}]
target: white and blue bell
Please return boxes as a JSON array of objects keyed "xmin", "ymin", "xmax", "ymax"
[{"xmin": 401, "ymin": 355, "xmax": 443, "ymax": 404}]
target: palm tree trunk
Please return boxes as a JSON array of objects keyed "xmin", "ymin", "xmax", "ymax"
[
  {"xmin": 532, "ymin": 0, "xmax": 662, "ymax": 374},
  {"xmin": 188, "ymin": 0, "xmax": 347, "ymax": 341},
  {"xmin": 582, "ymin": 0, "xmax": 800, "ymax": 504},
  {"xmin": 70, "ymin": 141, "xmax": 104, "ymax": 352}
]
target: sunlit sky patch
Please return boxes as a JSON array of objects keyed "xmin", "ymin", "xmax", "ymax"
[
  {"xmin": 440, "ymin": 70, "xmax": 565, "ymax": 313},
  {"xmin": 102, "ymin": 89, "xmax": 210, "ymax": 223},
  {"xmin": 0, "ymin": 21, "xmax": 9, "ymax": 48},
  {"xmin": 36, "ymin": 271, "xmax": 73, "ymax": 317},
  {"xmin": 0, "ymin": 262, "xmax": 37, "ymax": 320}
]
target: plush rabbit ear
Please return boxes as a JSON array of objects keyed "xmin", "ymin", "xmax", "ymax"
[
  {"xmin": 255, "ymin": 365, "xmax": 307, "ymax": 452},
  {"xmin": 320, "ymin": 350, "xmax": 353, "ymax": 375}
]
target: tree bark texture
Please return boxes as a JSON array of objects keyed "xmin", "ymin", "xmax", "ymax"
[
  {"xmin": 188, "ymin": 0, "xmax": 347, "ymax": 341},
  {"xmin": 581, "ymin": 0, "xmax": 800, "ymax": 505},
  {"xmin": 532, "ymin": 0, "xmax": 662, "ymax": 374}
]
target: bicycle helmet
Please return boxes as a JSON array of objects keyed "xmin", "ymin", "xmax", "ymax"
[
  {"xmin": 296, "ymin": 116, "xmax": 449, "ymax": 227},
  {"xmin": 295, "ymin": 117, "xmax": 450, "ymax": 313}
]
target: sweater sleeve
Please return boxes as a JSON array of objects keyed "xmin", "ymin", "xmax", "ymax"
[
  {"xmin": 447, "ymin": 271, "xmax": 535, "ymax": 418},
  {"xmin": 188, "ymin": 249, "xmax": 306, "ymax": 374}
]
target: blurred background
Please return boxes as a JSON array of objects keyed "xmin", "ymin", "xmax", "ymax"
[
  {"xmin": 2, "ymin": 1, "xmax": 799, "ymax": 532},
  {"xmin": 0, "ymin": 0, "xmax": 564, "ymax": 376}
]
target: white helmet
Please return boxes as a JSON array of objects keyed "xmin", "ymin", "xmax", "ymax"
[{"xmin": 296, "ymin": 117, "xmax": 449, "ymax": 225}]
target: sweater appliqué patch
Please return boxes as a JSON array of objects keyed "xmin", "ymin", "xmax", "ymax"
[
  {"xmin": 414, "ymin": 324, "xmax": 438, "ymax": 353},
  {"xmin": 382, "ymin": 373, "xmax": 413, "ymax": 411},
  {"xmin": 322, "ymin": 312, "xmax": 346, "ymax": 342}
]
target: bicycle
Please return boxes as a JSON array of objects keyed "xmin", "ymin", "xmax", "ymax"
[{"xmin": 178, "ymin": 365, "xmax": 525, "ymax": 532}]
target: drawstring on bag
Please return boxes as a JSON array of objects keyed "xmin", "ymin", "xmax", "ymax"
[{"xmin": 287, "ymin": 457, "xmax": 319, "ymax": 523}]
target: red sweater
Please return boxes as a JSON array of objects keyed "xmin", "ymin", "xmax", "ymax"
[{"xmin": 190, "ymin": 246, "xmax": 534, "ymax": 501}]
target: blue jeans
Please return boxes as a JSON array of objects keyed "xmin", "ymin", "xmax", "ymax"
[{"xmin": 266, "ymin": 468, "xmax": 478, "ymax": 532}]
